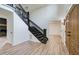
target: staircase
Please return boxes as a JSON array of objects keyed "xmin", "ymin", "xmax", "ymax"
[
  {"xmin": 6, "ymin": 4, "xmax": 48, "ymax": 44},
  {"xmin": 29, "ymin": 26, "xmax": 48, "ymax": 44}
]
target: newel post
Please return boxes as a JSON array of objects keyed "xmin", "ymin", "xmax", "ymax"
[
  {"xmin": 27, "ymin": 12, "xmax": 30, "ymax": 29},
  {"xmin": 43, "ymin": 29, "xmax": 46, "ymax": 36}
]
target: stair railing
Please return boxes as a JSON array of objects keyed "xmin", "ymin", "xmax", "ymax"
[{"xmin": 6, "ymin": 4, "xmax": 47, "ymax": 36}]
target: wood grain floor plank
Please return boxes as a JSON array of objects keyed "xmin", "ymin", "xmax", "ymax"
[{"xmin": 0, "ymin": 35, "xmax": 69, "ymax": 55}]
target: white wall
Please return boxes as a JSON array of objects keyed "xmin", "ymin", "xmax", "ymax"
[
  {"xmin": 0, "ymin": 8, "xmax": 13, "ymax": 43},
  {"xmin": 13, "ymin": 13, "xmax": 29, "ymax": 45}
]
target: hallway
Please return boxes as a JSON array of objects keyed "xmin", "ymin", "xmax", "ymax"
[{"xmin": 0, "ymin": 4, "xmax": 70, "ymax": 55}]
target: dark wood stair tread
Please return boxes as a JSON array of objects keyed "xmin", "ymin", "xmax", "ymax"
[{"xmin": 29, "ymin": 26, "xmax": 48, "ymax": 44}]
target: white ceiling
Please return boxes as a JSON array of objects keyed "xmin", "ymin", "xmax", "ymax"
[
  {"xmin": 21, "ymin": 4, "xmax": 71, "ymax": 19},
  {"xmin": 0, "ymin": 8, "xmax": 12, "ymax": 15},
  {"xmin": 21, "ymin": 4, "xmax": 48, "ymax": 11},
  {"xmin": 21, "ymin": 4, "xmax": 71, "ymax": 13}
]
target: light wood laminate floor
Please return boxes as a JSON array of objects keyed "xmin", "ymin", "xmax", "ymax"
[{"xmin": 0, "ymin": 35, "xmax": 69, "ymax": 55}]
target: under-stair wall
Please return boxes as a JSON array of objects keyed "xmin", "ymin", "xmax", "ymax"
[{"xmin": 13, "ymin": 12, "xmax": 30, "ymax": 45}]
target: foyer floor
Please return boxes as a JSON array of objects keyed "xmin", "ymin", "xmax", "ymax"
[
  {"xmin": 0, "ymin": 35, "xmax": 69, "ymax": 55},
  {"xmin": 0, "ymin": 36, "xmax": 10, "ymax": 48}
]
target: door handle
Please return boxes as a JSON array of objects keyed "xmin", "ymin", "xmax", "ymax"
[
  {"xmin": 67, "ymin": 34, "xmax": 71, "ymax": 36},
  {"xmin": 67, "ymin": 31, "xmax": 71, "ymax": 33}
]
